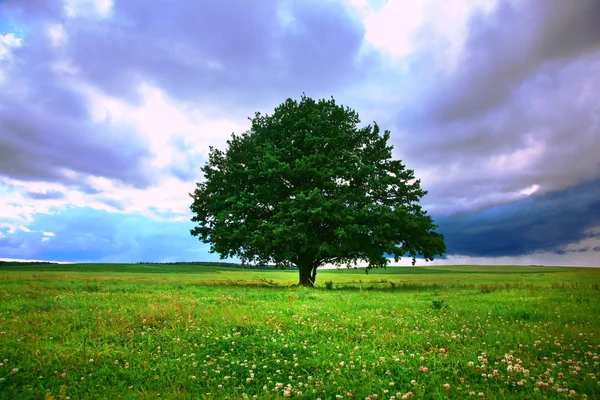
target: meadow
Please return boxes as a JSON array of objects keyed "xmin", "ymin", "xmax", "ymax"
[{"xmin": 0, "ymin": 263, "xmax": 599, "ymax": 399}]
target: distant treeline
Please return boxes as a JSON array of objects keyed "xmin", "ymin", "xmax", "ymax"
[
  {"xmin": 137, "ymin": 261, "xmax": 296, "ymax": 270},
  {"xmin": 0, "ymin": 260, "xmax": 296, "ymax": 270},
  {"xmin": 0, "ymin": 261, "xmax": 57, "ymax": 266}
]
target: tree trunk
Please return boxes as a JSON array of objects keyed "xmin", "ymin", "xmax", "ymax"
[{"xmin": 298, "ymin": 262, "xmax": 314, "ymax": 287}]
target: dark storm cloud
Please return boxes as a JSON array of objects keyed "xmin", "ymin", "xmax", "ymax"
[
  {"xmin": 436, "ymin": 178, "xmax": 600, "ymax": 257},
  {"xmin": 404, "ymin": 2, "xmax": 600, "ymax": 261},
  {"xmin": 64, "ymin": 0, "xmax": 365, "ymax": 109},
  {"xmin": 396, "ymin": 0, "xmax": 600, "ymax": 217},
  {"xmin": 0, "ymin": 91, "xmax": 154, "ymax": 187},
  {"xmin": 0, "ymin": 4, "xmax": 155, "ymax": 187},
  {"xmin": 429, "ymin": 0, "xmax": 600, "ymax": 122},
  {"xmin": 0, "ymin": 0, "xmax": 369, "ymax": 188}
]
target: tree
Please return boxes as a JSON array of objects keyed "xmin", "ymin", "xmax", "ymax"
[{"xmin": 190, "ymin": 95, "xmax": 446, "ymax": 286}]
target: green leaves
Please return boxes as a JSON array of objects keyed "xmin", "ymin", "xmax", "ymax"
[{"xmin": 190, "ymin": 95, "xmax": 446, "ymax": 282}]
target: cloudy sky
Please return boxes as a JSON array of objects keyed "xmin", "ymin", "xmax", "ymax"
[{"xmin": 1, "ymin": 0, "xmax": 599, "ymax": 266}]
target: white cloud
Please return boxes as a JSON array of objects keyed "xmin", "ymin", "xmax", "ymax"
[
  {"xmin": 487, "ymin": 137, "xmax": 545, "ymax": 173},
  {"xmin": 0, "ymin": 33, "xmax": 23, "ymax": 84},
  {"xmin": 0, "ymin": 33, "xmax": 22, "ymax": 56},
  {"xmin": 0, "ymin": 180, "xmax": 62, "ymax": 223},
  {"xmin": 19, "ymin": 225, "xmax": 32, "ymax": 233},
  {"xmin": 82, "ymin": 176, "xmax": 199, "ymax": 217},
  {"xmin": 519, "ymin": 184, "xmax": 540, "ymax": 196},
  {"xmin": 85, "ymin": 83, "xmax": 247, "ymax": 167},
  {"xmin": 0, "ymin": 78, "xmax": 250, "ymax": 221},
  {"xmin": 54, "ymin": 82, "xmax": 247, "ymax": 217},
  {"xmin": 42, "ymin": 232, "xmax": 56, "ymax": 237},
  {"xmin": 363, "ymin": 0, "xmax": 425, "ymax": 58},
  {"xmin": 349, "ymin": 0, "xmax": 497, "ymax": 69},
  {"xmin": 64, "ymin": 0, "xmax": 114, "ymax": 18},
  {"xmin": 47, "ymin": 24, "xmax": 67, "ymax": 47}
]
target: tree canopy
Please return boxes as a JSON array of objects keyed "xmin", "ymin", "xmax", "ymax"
[{"xmin": 190, "ymin": 95, "xmax": 446, "ymax": 286}]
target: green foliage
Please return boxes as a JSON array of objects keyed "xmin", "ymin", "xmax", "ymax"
[
  {"xmin": 190, "ymin": 95, "xmax": 446, "ymax": 284},
  {"xmin": 324, "ymin": 280, "xmax": 334, "ymax": 290},
  {"xmin": 430, "ymin": 299, "xmax": 449, "ymax": 310}
]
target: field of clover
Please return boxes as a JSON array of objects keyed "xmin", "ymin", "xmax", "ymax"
[{"xmin": 0, "ymin": 264, "xmax": 599, "ymax": 399}]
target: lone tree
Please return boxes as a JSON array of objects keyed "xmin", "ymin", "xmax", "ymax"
[{"xmin": 190, "ymin": 95, "xmax": 445, "ymax": 286}]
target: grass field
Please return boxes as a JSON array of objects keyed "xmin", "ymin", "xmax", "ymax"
[{"xmin": 0, "ymin": 264, "xmax": 599, "ymax": 399}]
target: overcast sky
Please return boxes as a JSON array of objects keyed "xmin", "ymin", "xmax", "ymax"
[{"xmin": 1, "ymin": 0, "xmax": 599, "ymax": 266}]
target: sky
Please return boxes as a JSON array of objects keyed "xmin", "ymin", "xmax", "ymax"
[{"xmin": 0, "ymin": 0, "xmax": 599, "ymax": 266}]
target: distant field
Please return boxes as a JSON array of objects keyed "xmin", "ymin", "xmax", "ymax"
[
  {"xmin": 0, "ymin": 264, "xmax": 599, "ymax": 399},
  {"xmin": 1, "ymin": 262, "xmax": 597, "ymax": 286}
]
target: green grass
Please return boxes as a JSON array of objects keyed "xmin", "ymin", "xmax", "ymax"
[{"xmin": 0, "ymin": 264, "xmax": 599, "ymax": 399}]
